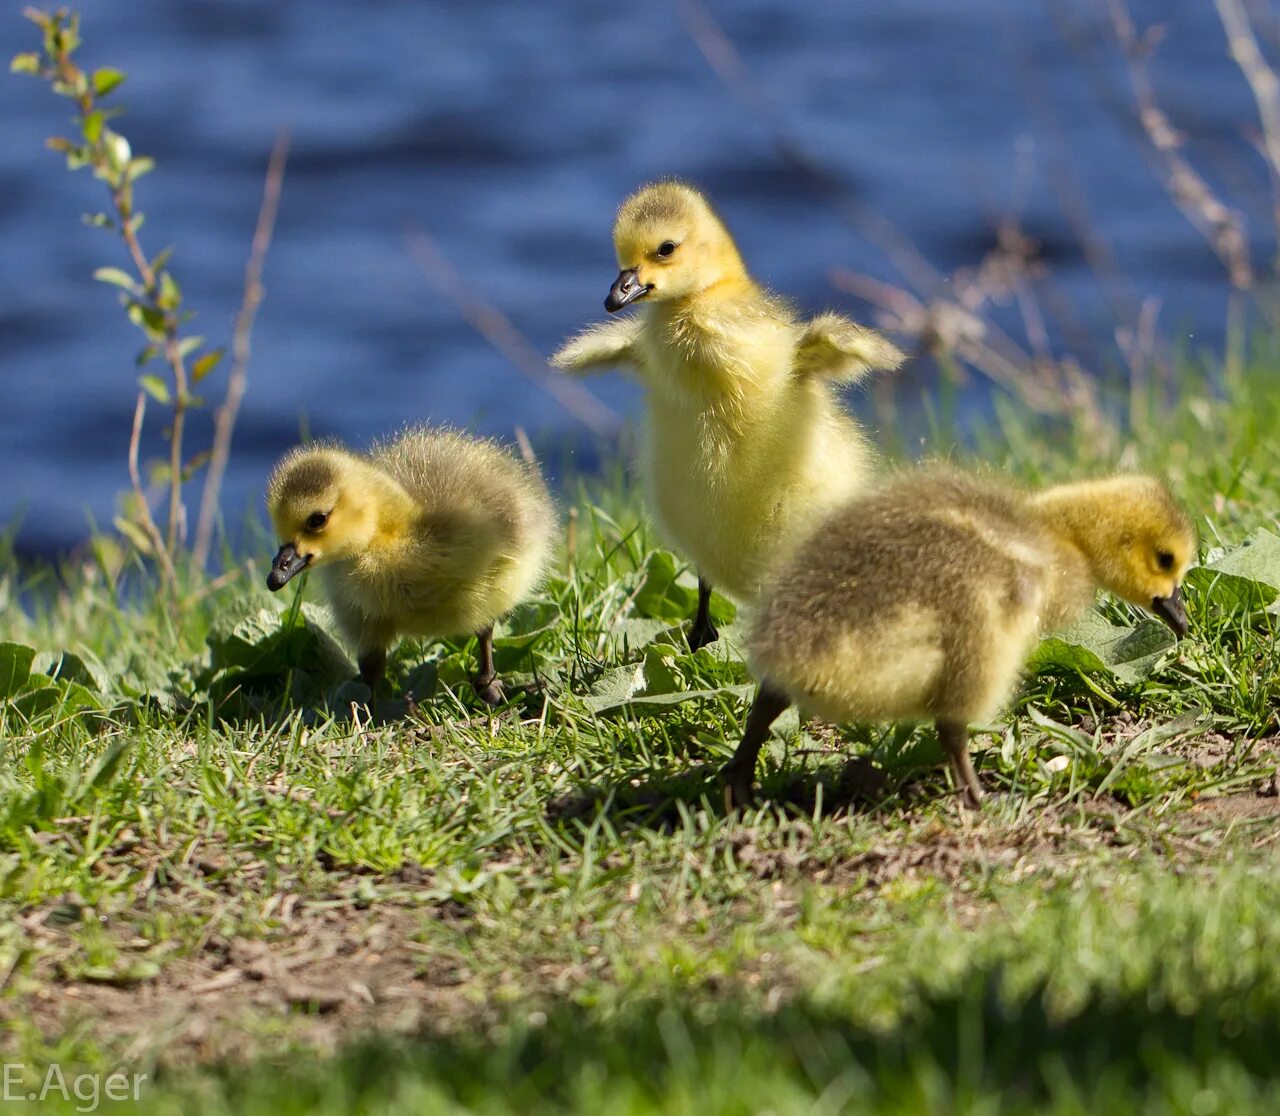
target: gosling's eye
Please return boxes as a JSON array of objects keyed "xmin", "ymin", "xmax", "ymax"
[
  {"xmin": 1156, "ymin": 550, "xmax": 1175, "ymax": 571},
  {"xmin": 656, "ymin": 240, "xmax": 677, "ymax": 258},
  {"xmin": 306, "ymin": 512, "xmax": 328, "ymax": 532}
]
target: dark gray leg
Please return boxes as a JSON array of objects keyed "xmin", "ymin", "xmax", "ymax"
[
  {"xmin": 688, "ymin": 576, "xmax": 720, "ymax": 652},
  {"xmin": 472, "ymin": 625, "xmax": 504, "ymax": 707},
  {"xmin": 358, "ymin": 647, "xmax": 387, "ymax": 689},
  {"xmin": 722, "ymin": 683, "xmax": 792, "ymax": 809},
  {"xmin": 937, "ymin": 719, "xmax": 983, "ymax": 807}
]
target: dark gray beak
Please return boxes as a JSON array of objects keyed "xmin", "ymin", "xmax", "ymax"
[
  {"xmin": 266, "ymin": 543, "xmax": 309, "ymax": 591},
  {"xmin": 605, "ymin": 269, "xmax": 650, "ymax": 313},
  {"xmin": 1151, "ymin": 584, "xmax": 1188, "ymax": 637}
]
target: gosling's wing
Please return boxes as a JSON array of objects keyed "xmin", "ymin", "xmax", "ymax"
[
  {"xmin": 794, "ymin": 312, "xmax": 904, "ymax": 384},
  {"xmin": 550, "ymin": 318, "xmax": 642, "ymax": 375}
]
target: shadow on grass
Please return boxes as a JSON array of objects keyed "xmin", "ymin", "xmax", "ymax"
[
  {"xmin": 545, "ymin": 754, "xmax": 907, "ymax": 831},
  {"xmin": 156, "ymin": 967, "xmax": 1280, "ymax": 1114}
]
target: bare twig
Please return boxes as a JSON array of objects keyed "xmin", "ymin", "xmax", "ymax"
[
  {"xmin": 677, "ymin": 0, "xmax": 1111, "ymax": 429},
  {"xmin": 1106, "ymin": 0, "xmax": 1253, "ymax": 289},
  {"xmin": 193, "ymin": 128, "xmax": 290, "ymax": 571},
  {"xmin": 675, "ymin": 0, "xmax": 943, "ymax": 299},
  {"xmin": 404, "ymin": 226, "xmax": 618, "ymax": 437},
  {"xmin": 513, "ymin": 425, "xmax": 537, "ymax": 468},
  {"xmin": 127, "ymin": 390, "xmax": 175, "ymax": 585},
  {"xmin": 1215, "ymin": 0, "xmax": 1280, "ymax": 251}
]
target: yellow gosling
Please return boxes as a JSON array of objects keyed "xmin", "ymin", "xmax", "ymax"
[
  {"xmin": 552, "ymin": 180, "xmax": 902, "ymax": 650},
  {"xmin": 265, "ymin": 428, "xmax": 555, "ymax": 704},
  {"xmin": 725, "ymin": 468, "xmax": 1197, "ymax": 808}
]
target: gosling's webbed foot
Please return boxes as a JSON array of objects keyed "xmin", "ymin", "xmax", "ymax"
[
  {"xmin": 687, "ymin": 616, "xmax": 720, "ymax": 653},
  {"xmin": 473, "ymin": 675, "xmax": 506, "ymax": 708},
  {"xmin": 357, "ymin": 648, "xmax": 387, "ymax": 690}
]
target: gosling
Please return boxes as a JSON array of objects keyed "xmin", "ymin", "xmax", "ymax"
[
  {"xmin": 265, "ymin": 428, "xmax": 556, "ymax": 705},
  {"xmin": 552, "ymin": 180, "xmax": 902, "ymax": 650},
  {"xmin": 724, "ymin": 468, "xmax": 1196, "ymax": 808}
]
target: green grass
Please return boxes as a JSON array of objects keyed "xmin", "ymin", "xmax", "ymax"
[{"xmin": 1, "ymin": 362, "xmax": 1279, "ymax": 1114}]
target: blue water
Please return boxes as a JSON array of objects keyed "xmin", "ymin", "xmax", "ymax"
[{"xmin": 1, "ymin": 0, "xmax": 1267, "ymax": 554}]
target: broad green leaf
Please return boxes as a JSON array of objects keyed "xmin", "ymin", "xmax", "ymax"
[
  {"xmin": 138, "ymin": 374, "xmax": 170, "ymax": 404},
  {"xmin": 176, "ymin": 335, "xmax": 204, "ymax": 359},
  {"xmin": 1025, "ymin": 706, "xmax": 1097, "ymax": 754},
  {"xmin": 10, "ymin": 675, "xmax": 58, "ymax": 720},
  {"xmin": 91, "ymin": 67, "xmax": 125, "ymax": 96},
  {"xmin": 191, "ymin": 348, "xmax": 225, "ymax": 382},
  {"xmin": 82, "ymin": 109, "xmax": 103, "ymax": 144},
  {"xmin": 205, "ymin": 600, "xmax": 353, "ymax": 686},
  {"xmin": 93, "ymin": 266, "xmax": 137, "ymax": 292},
  {"xmin": 1185, "ymin": 529, "xmax": 1280, "ymax": 612},
  {"xmin": 87, "ymin": 738, "xmax": 131, "ymax": 789},
  {"xmin": 36, "ymin": 648, "xmax": 106, "ymax": 692},
  {"xmin": 640, "ymin": 644, "xmax": 682, "ymax": 695},
  {"xmin": 630, "ymin": 552, "xmax": 693, "ymax": 622},
  {"xmin": 583, "ymin": 663, "xmax": 646, "ymax": 712},
  {"xmin": 631, "ymin": 551, "xmax": 735, "ymax": 625},
  {"xmin": 1030, "ymin": 609, "xmax": 1176, "ymax": 685},
  {"xmin": 157, "ymin": 271, "xmax": 181, "ymax": 309},
  {"xmin": 10, "ymin": 52, "xmax": 40, "ymax": 74},
  {"xmin": 104, "ymin": 130, "xmax": 131, "ymax": 169},
  {"xmin": 603, "ymin": 618, "xmax": 680, "ymax": 658},
  {"xmin": 584, "ymin": 650, "xmax": 752, "ymax": 714},
  {"xmin": 600, "ymin": 684, "xmax": 755, "ymax": 716},
  {"xmin": 0, "ymin": 642, "xmax": 36, "ymax": 699},
  {"xmin": 127, "ymin": 300, "xmax": 167, "ymax": 338}
]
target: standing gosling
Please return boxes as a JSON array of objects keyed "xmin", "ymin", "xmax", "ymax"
[
  {"xmin": 725, "ymin": 469, "xmax": 1196, "ymax": 808},
  {"xmin": 265, "ymin": 428, "xmax": 555, "ymax": 705},
  {"xmin": 552, "ymin": 180, "xmax": 903, "ymax": 650}
]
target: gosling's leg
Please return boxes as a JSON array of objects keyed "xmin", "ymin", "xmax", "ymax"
[
  {"xmin": 472, "ymin": 625, "xmax": 505, "ymax": 707},
  {"xmin": 937, "ymin": 719, "xmax": 983, "ymax": 808},
  {"xmin": 357, "ymin": 647, "xmax": 387, "ymax": 689},
  {"xmin": 687, "ymin": 576, "xmax": 720, "ymax": 652},
  {"xmin": 722, "ymin": 683, "xmax": 792, "ymax": 810}
]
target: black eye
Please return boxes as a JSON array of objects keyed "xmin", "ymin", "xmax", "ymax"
[
  {"xmin": 306, "ymin": 512, "xmax": 328, "ymax": 532},
  {"xmin": 656, "ymin": 240, "xmax": 677, "ymax": 258},
  {"xmin": 1156, "ymin": 551, "xmax": 1174, "ymax": 571}
]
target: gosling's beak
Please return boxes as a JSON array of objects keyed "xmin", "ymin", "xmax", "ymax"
[
  {"xmin": 605, "ymin": 269, "xmax": 650, "ymax": 313},
  {"xmin": 266, "ymin": 543, "xmax": 310, "ymax": 591},
  {"xmin": 1151, "ymin": 585, "xmax": 1189, "ymax": 638}
]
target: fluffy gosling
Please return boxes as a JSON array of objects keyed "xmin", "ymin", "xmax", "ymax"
[
  {"xmin": 552, "ymin": 179, "xmax": 902, "ymax": 650},
  {"xmin": 265, "ymin": 428, "xmax": 555, "ymax": 704},
  {"xmin": 725, "ymin": 468, "xmax": 1196, "ymax": 808}
]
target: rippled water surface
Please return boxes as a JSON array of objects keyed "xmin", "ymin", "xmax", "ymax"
[{"xmin": 1, "ymin": 0, "xmax": 1265, "ymax": 553}]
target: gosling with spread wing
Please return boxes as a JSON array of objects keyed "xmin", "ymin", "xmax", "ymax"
[{"xmin": 552, "ymin": 180, "xmax": 903, "ymax": 650}]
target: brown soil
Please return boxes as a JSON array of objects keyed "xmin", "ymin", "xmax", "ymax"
[
  {"xmin": 5, "ymin": 776, "xmax": 1278, "ymax": 1070},
  {"xmin": 4, "ymin": 897, "xmax": 481, "ymax": 1068}
]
